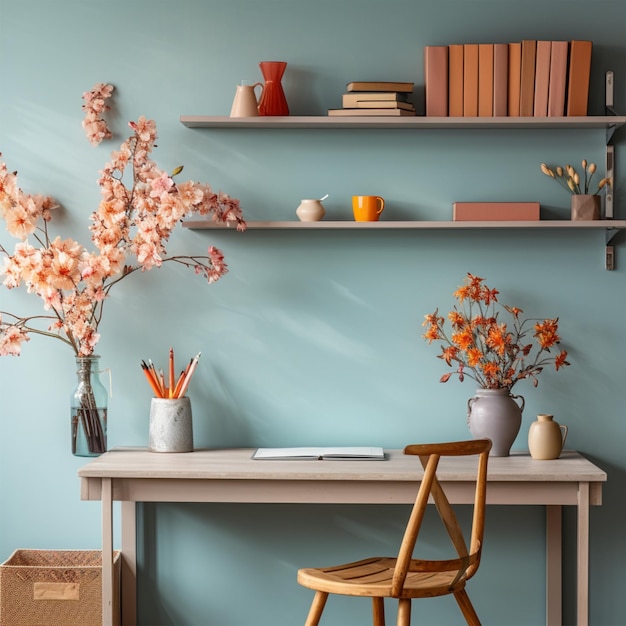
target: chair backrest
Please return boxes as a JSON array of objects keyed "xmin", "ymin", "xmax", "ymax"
[{"xmin": 391, "ymin": 439, "xmax": 492, "ymax": 597}]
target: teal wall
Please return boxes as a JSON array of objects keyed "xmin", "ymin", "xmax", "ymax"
[{"xmin": 1, "ymin": 1, "xmax": 625, "ymax": 624}]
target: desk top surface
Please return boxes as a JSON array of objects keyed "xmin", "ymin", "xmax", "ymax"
[{"xmin": 78, "ymin": 448, "xmax": 607, "ymax": 483}]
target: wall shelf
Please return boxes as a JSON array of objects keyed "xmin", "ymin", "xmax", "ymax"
[
  {"xmin": 181, "ymin": 111, "xmax": 625, "ymax": 268},
  {"xmin": 180, "ymin": 115, "xmax": 626, "ymax": 130},
  {"xmin": 184, "ymin": 219, "xmax": 626, "ymax": 230}
]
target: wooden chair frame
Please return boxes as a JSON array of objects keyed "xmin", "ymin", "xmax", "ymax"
[{"xmin": 297, "ymin": 439, "xmax": 492, "ymax": 626}]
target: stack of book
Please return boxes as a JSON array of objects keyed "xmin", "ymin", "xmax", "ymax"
[
  {"xmin": 328, "ymin": 81, "xmax": 416, "ymax": 116},
  {"xmin": 424, "ymin": 40, "xmax": 592, "ymax": 117}
]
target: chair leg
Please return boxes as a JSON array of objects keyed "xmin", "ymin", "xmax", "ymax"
[
  {"xmin": 372, "ymin": 597, "xmax": 385, "ymax": 626},
  {"xmin": 396, "ymin": 598, "xmax": 411, "ymax": 626},
  {"xmin": 454, "ymin": 589, "xmax": 481, "ymax": 626},
  {"xmin": 304, "ymin": 591, "xmax": 328, "ymax": 626}
]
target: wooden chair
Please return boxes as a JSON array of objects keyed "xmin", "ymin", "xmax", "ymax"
[{"xmin": 297, "ymin": 439, "xmax": 492, "ymax": 626}]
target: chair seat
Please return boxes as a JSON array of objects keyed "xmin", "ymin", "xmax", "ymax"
[{"xmin": 298, "ymin": 556, "xmax": 468, "ymax": 599}]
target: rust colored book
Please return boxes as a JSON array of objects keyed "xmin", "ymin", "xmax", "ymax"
[
  {"xmin": 448, "ymin": 44, "xmax": 464, "ymax": 117},
  {"xmin": 519, "ymin": 40, "xmax": 537, "ymax": 116},
  {"xmin": 567, "ymin": 40, "xmax": 592, "ymax": 116},
  {"xmin": 463, "ymin": 43, "xmax": 479, "ymax": 116},
  {"xmin": 548, "ymin": 41, "xmax": 568, "ymax": 116},
  {"xmin": 346, "ymin": 81, "xmax": 414, "ymax": 93},
  {"xmin": 533, "ymin": 41, "xmax": 551, "ymax": 117},
  {"xmin": 508, "ymin": 42, "xmax": 522, "ymax": 116},
  {"xmin": 327, "ymin": 108, "xmax": 417, "ymax": 116},
  {"xmin": 453, "ymin": 201, "xmax": 540, "ymax": 221},
  {"xmin": 493, "ymin": 43, "xmax": 509, "ymax": 116},
  {"xmin": 478, "ymin": 43, "xmax": 494, "ymax": 117},
  {"xmin": 341, "ymin": 92, "xmax": 409, "ymax": 107},
  {"xmin": 424, "ymin": 45, "xmax": 448, "ymax": 116}
]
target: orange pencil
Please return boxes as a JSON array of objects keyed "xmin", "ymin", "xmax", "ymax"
[
  {"xmin": 142, "ymin": 362, "xmax": 163, "ymax": 398},
  {"xmin": 172, "ymin": 370, "xmax": 186, "ymax": 398},
  {"xmin": 169, "ymin": 347, "xmax": 175, "ymax": 398}
]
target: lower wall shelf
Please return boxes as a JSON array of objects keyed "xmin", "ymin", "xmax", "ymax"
[
  {"xmin": 183, "ymin": 219, "xmax": 626, "ymax": 230},
  {"xmin": 183, "ymin": 219, "xmax": 626, "ymax": 270}
]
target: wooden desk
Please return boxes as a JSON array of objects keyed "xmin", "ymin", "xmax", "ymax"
[{"xmin": 78, "ymin": 448, "xmax": 606, "ymax": 626}]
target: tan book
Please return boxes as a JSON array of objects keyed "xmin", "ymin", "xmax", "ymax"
[
  {"xmin": 342, "ymin": 92, "xmax": 409, "ymax": 107},
  {"xmin": 452, "ymin": 201, "xmax": 540, "ymax": 221},
  {"xmin": 508, "ymin": 42, "xmax": 522, "ymax": 116},
  {"xmin": 353, "ymin": 101, "xmax": 415, "ymax": 111},
  {"xmin": 519, "ymin": 40, "xmax": 537, "ymax": 116},
  {"xmin": 478, "ymin": 43, "xmax": 494, "ymax": 117},
  {"xmin": 548, "ymin": 41, "xmax": 569, "ymax": 116},
  {"xmin": 448, "ymin": 44, "xmax": 464, "ymax": 117},
  {"xmin": 346, "ymin": 81, "xmax": 414, "ymax": 93},
  {"xmin": 463, "ymin": 43, "xmax": 479, "ymax": 116},
  {"xmin": 534, "ymin": 41, "xmax": 551, "ymax": 116},
  {"xmin": 493, "ymin": 43, "xmax": 509, "ymax": 116},
  {"xmin": 424, "ymin": 45, "xmax": 448, "ymax": 116},
  {"xmin": 566, "ymin": 40, "xmax": 592, "ymax": 116},
  {"xmin": 328, "ymin": 108, "xmax": 417, "ymax": 117}
]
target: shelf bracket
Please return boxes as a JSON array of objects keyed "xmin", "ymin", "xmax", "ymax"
[
  {"xmin": 606, "ymin": 228, "xmax": 619, "ymax": 270},
  {"xmin": 605, "ymin": 145, "xmax": 614, "ymax": 219}
]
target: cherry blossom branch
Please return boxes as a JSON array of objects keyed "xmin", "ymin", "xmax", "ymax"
[{"xmin": 82, "ymin": 83, "xmax": 114, "ymax": 146}]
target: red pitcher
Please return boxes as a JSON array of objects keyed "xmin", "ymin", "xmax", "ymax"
[{"xmin": 258, "ymin": 61, "xmax": 289, "ymax": 116}]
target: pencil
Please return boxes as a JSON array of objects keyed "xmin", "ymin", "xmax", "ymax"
[
  {"xmin": 142, "ymin": 362, "xmax": 163, "ymax": 397},
  {"xmin": 176, "ymin": 352, "xmax": 201, "ymax": 398},
  {"xmin": 169, "ymin": 347, "xmax": 175, "ymax": 398}
]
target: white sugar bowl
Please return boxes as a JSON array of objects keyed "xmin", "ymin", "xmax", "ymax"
[{"xmin": 296, "ymin": 199, "xmax": 326, "ymax": 222}]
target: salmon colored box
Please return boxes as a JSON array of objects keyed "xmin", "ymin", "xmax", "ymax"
[{"xmin": 452, "ymin": 201, "xmax": 540, "ymax": 221}]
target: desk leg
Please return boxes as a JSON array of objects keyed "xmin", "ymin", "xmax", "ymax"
[
  {"xmin": 102, "ymin": 478, "xmax": 114, "ymax": 626},
  {"xmin": 546, "ymin": 505, "xmax": 562, "ymax": 626},
  {"xmin": 577, "ymin": 483, "xmax": 590, "ymax": 626},
  {"xmin": 121, "ymin": 501, "xmax": 137, "ymax": 626}
]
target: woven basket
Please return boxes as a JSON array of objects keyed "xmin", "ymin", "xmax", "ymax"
[{"xmin": 0, "ymin": 549, "xmax": 120, "ymax": 626}]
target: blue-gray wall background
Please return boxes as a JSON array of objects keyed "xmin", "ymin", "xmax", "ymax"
[{"xmin": 1, "ymin": 1, "xmax": 625, "ymax": 624}]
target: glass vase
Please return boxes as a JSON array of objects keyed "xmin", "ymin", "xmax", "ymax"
[
  {"xmin": 258, "ymin": 61, "xmax": 289, "ymax": 116},
  {"xmin": 71, "ymin": 355, "xmax": 108, "ymax": 457}
]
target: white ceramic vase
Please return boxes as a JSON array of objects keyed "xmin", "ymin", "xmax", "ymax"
[{"xmin": 467, "ymin": 388, "xmax": 524, "ymax": 457}]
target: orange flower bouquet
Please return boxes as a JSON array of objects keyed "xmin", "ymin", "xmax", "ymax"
[{"xmin": 422, "ymin": 273, "xmax": 570, "ymax": 390}]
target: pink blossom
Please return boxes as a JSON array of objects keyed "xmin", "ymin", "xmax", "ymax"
[
  {"xmin": 82, "ymin": 83, "xmax": 114, "ymax": 146},
  {"xmin": 150, "ymin": 171, "xmax": 174, "ymax": 199},
  {"xmin": 1, "ymin": 101, "xmax": 246, "ymax": 358},
  {"xmin": 0, "ymin": 325, "xmax": 30, "ymax": 356}
]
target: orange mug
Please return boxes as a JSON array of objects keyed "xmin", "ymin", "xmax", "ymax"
[{"xmin": 352, "ymin": 195, "xmax": 385, "ymax": 222}]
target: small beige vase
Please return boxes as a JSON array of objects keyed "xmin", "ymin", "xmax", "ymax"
[
  {"xmin": 571, "ymin": 194, "xmax": 601, "ymax": 220},
  {"xmin": 528, "ymin": 414, "xmax": 567, "ymax": 460}
]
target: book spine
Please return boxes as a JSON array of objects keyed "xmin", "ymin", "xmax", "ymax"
[
  {"xmin": 463, "ymin": 44, "xmax": 479, "ymax": 116},
  {"xmin": 424, "ymin": 46, "xmax": 449, "ymax": 116},
  {"xmin": 508, "ymin": 42, "xmax": 522, "ymax": 116},
  {"xmin": 478, "ymin": 43, "xmax": 494, "ymax": 117},
  {"xmin": 342, "ymin": 93, "xmax": 407, "ymax": 107},
  {"xmin": 566, "ymin": 40, "xmax": 592, "ymax": 116},
  {"xmin": 519, "ymin": 40, "xmax": 537, "ymax": 116},
  {"xmin": 547, "ymin": 41, "xmax": 568, "ymax": 116},
  {"xmin": 448, "ymin": 44, "xmax": 464, "ymax": 117},
  {"xmin": 452, "ymin": 202, "xmax": 540, "ymax": 221},
  {"xmin": 493, "ymin": 43, "xmax": 509, "ymax": 116},
  {"xmin": 533, "ymin": 41, "xmax": 551, "ymax": 117}
]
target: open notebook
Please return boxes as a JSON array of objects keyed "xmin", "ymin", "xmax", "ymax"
[{"xmin": 252, "ymin": 447, "xmax": 385, "ymax": 461}]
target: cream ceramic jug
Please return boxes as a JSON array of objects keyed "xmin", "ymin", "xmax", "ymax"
[
  {"xmin": 230, "ymin": 82, "xmax": 263, "ymax": 117},
  {"xmin": 528, "ymin": 413, "xmax": 568, "ymax": 460}
]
